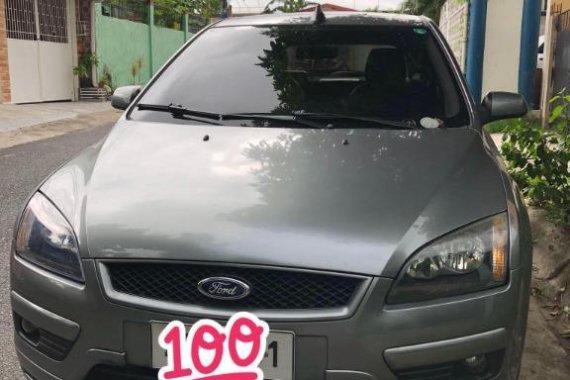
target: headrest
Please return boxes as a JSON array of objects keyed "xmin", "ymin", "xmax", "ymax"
[{"xmin": 365, "ymin": 48, "xmax": 406, "ymax": 87}]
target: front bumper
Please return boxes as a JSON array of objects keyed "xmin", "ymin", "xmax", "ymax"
[{"xmin": 11, "ymin": 256, "xmax": 530, "ymax": 380}]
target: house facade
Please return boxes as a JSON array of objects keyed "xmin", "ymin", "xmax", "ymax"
[
  {"xmin": 0, "ymin": 0, "xmax": 84, "ymax": 103},
  {"xmin": 0, "ymin": 0, "xmax": 207, "ymax": 103}
]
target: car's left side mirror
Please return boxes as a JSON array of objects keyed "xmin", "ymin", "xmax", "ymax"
[
  {"xmin": 480, "ymin": 91, "xmax": 528, "ymax": 124},
  {"xmin": 111, "ymin": 85, "xmax": 142, "ymax": 110}
]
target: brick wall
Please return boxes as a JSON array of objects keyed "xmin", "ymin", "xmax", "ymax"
[{"xmin": 0, "ymin": 0, "xmax": 11, "ymax": 103}]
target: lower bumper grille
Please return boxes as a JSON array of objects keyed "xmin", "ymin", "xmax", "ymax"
[
  {"xmin": 394, "ymin": 351, "xmax": 504, "ymax": 380},
  {"xmin": 396, "ymin": 363, "xmax": 456, "ymax": 380},
  {"xmin": 105, "ymin": 262, "xmax": 364, "ymax": 310},
  {"xmin": 85, "ymin": 365, "xmax": 158, "ymax": 380},
  {"xmin": 84, "ymin": 366, "xmax": 290, "ymax": 380},
  {"xmin": 14, "ymin": 313, "xmax": 74, "ymax": 361}
]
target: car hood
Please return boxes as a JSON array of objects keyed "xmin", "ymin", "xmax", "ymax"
[{"xmin": 41, "ymin": 120, "xmax": 507, "ymax": 277}]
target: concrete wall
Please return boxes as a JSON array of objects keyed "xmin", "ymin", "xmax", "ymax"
[
  {"xmin": 481, "ymin": 0, "xmax": 525, "ymax": 97},
  {"xmin": 94, "ymin": 3, "xmax": 191, "ymax": 88},
  {"xmin": 95, "ymin": 8, "xmax": 151, "ymax": 87},
  {"xmin": 152, "ymin": 26, "xmax": 186, "ymax": 74}
]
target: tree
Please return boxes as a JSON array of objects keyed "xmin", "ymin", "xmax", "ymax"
[
  {"xmin": 263, "ymin": 0, "xmax": 315, "ymax": 13},
  {"xmin": 153, "ymin": 0, "xmax": 221, "ymax": 18},
  {"xmin": 400, "ymin": 0, "xmax": 448, "ymax": 22}
]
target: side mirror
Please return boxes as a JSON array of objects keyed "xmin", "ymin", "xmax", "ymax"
[
  {"xmin": 480, "ymin": 92, "xmax": 528, "ymax": 124},
  {"xmin": 111, "ymin": 85, "xmax": 142, "ymax": 110}
]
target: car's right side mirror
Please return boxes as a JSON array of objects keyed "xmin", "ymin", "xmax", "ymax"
[
  {"xmin": 111, "ymin": 85, "xmax": 142, "ymax": 110},
  {"xmin": 480, "ymin": 91, "xmax": 528, "ymax": 124}
]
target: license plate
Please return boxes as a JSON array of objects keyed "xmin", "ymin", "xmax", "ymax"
[{"xmin": 151, "ymin": 323, "xmax": 295, "ymax": 380}]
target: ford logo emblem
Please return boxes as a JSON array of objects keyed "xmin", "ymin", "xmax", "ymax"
[{"xmin": 197, "ymin": 277, "xmax": 251, "ymax": 300}]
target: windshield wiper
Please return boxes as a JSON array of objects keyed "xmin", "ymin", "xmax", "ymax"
[
  {"xmin": 137, "ymin": 104, "xmax": 327, "ymax": 129},
  {"xmin": 137, "ymin": 103, "xmax": 223, "ymax": 125},
  {"xmin": 223, "ymin": 113, "xmax": 327, "ymax": 129},
  {"xmin": 292, "ymin": 112, "xmax": 418, "ymax": 130}
]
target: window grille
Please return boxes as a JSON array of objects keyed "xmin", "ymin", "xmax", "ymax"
[
  {"xmin": 37, "ymin": 0, "xmax": 68, "ymax": 43},
  {"xmin": 4, "ymin": 0, "xmax": 37, "ymax": 41},
  {"xmin": 77, "ymin": 20, "xmax": 89, "ymax": 37},
  {"xmin": 4, "ymin": 0, "xmax": 68, "ymax": 43}
]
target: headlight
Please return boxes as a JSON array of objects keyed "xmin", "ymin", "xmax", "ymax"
[
  {"xmin": 387, "ymin": 213, "xmax": 508, "ymax": 304},
  {"xmin": 15, "ymin": 192, "xmax": 84, "ymax": 282}
]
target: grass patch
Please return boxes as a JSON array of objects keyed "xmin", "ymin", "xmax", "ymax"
[
  {"xmin": 484, "ymin": 119, "xmax": 512, "ymax": 133},
  {"xmin": 484, "ymin": 116, "xmax": 542, "ymax": 134}
]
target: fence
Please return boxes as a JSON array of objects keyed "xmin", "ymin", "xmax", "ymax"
[
  {"xmin": 100, "ymin": 0, "xmax": 148, "ymax": 23},
  {"xmin": 94, "ymin": 1, "xmax": 209, "ymax": 88}
]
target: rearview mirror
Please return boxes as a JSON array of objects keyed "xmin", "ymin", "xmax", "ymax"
[
  {"xmin": 480, "ymin": 92, "xmax": 528, "ymax": 124},
  {"xmin": 111, "ymin": 85, "xmax": 142, "ymax": 110}
]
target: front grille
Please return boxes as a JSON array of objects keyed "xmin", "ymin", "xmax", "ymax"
[{"xmin": 106, "ymin": 263, "xmax": 363, "ymax": 310}]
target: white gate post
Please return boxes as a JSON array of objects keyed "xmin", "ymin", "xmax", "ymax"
[{"xmin": 69, "ymin": 0, "xmax": 79, "ymax": 101}]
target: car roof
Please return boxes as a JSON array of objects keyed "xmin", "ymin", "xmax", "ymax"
[{"xmin": 214, "ymin": 12, "xmax": 430, "ymax": 28}]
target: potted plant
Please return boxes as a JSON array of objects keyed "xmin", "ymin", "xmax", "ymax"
[
  {"xmin": 74, "ymin": 51, "xmax": 105, "ymax": 100},
  {"xmin": 97, "ymin": 65, "xmax": 114, "ymax": 97}
]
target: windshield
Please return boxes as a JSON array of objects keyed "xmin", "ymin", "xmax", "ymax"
[{"xmin": 133, "ymin": 25, "xmax": 470, "ymax": 128}]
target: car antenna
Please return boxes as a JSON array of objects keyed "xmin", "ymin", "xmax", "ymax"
[{"xmin": 313, "ymin": 4, "xmax": 326, "ymax": 24}]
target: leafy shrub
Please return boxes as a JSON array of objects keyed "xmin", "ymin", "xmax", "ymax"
[
  {"xmin": 73, "ymin": 51, "xmax": 99, "ymax": 87},
  {"xmin": 500, "ymin": 92, "xmax": 570, "ymax": 225},
  {"xmin": 484, "ymin": 119, "xmax": 514, "ymax": 134}
]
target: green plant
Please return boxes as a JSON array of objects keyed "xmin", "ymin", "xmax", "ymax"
[
  {"xmin": 72, "ymin": 64, "xmax": 88, "ymax": 79},
  {"xmin": 73, "ymin": 51, "xmax": 99, "ymax": 85},
  {"xmin": 136, "ymin": 58, "xmax": 144, "ymax": 84},
  {"xmin": 101, "ymin": 64, "xmax": 113, "ymax": 90},
  {"xmin": 263, "ymin": 0, "xmax": 314, "ymax": 13},
  {"xmin": 484, "ymin": 115, "xmax": 542, "ymax": 135},
  {"xmin": 500, "ymin": 90, "xmax": 570, "ymax": 225},
  {"xmin": 401, "ymin": 0, "xmax": 448, "ymax": 21},
  {"xmin": 130, "ymin": 62, "xmax": 139, "ymax": 85},
  {"xmin": 153, "ymin": 0, "xmax": 221, "ymax": 18},
  {"xmin": 484, "ymin": 119, "xmax": 513, "ymax": 134},
  {"xmin": 130, "ymin": 58, "xmax": 144, "ymax": 84},
  {"xmin": 98, "ymin": 79, "xmax": 109, "ymax": 88},
  {"xmin": 80, "ymin": 51, "xmax": 99, "ymax": 68}
]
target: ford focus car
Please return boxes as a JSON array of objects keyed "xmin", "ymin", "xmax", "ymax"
[{"xmin": 11, "ymin": 10, "xmax": 532, "ymax": 380}]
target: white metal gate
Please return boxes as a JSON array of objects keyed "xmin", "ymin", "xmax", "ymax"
[
  {"xmin": 439, "ymin": 0, "xmax": 469, "ymax": 71},
  {"xmin": 5, "ymin": 0, "xmax": 73, "ymax": 103}
]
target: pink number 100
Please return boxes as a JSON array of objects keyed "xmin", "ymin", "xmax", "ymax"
[{"xmin": 158, "ymin": 312, "xmax": 269, "ymax": 380}]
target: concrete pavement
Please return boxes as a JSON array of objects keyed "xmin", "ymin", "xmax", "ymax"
[
  {"xmin": 0, "ymin": 101, "xmax": 112, "ymax": 133},
  {"xmin": 0, "ymin": 102, "xmax": 121, "ymax": 150}
]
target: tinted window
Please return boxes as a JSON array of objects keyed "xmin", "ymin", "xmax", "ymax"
[{"xmin": 135, "ymin": 25, "xmax": 470, "ymax": 127}]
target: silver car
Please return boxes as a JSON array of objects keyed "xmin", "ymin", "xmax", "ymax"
[{"xmin": 11, "ymin": 11, "xmax": 532, "ymax": 380}]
